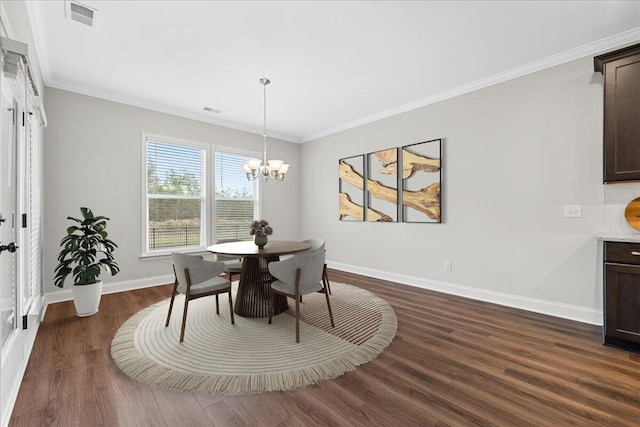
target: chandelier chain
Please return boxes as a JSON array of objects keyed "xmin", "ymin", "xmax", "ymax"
[{"xmin": 263, "ymin": 79, "xmax": 267, "ymax": 163}]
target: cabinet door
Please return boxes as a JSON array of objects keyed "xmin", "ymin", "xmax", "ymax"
[
  {"xmin": 605, "ymin": 263, "xmax": 640, "ymax": 344},
  {"xmin": 603, "ymin": 51, "xmax": 640, "ymax": 182}
]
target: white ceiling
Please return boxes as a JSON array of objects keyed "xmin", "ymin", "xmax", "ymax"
[{"xmin": 26, "ymin": 1, "xmax": 640, "ymax": 143}]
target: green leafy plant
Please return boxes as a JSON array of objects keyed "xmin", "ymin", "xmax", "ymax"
[{"xmin": 54, "ymin": 207, "xmax": 120, "ymax": 287}]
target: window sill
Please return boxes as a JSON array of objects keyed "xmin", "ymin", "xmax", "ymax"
[{"xmin": 140, "ymin": 247, "xmax": 209, "ymax": 261}]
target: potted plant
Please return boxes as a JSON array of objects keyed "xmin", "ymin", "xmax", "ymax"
[{"xmin": 54, "ymin": 207, "xmax": 119, "ymax": 317}]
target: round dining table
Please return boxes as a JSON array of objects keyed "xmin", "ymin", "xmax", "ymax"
[{"xmin": 206, "ymin": 240, "xmax": 311, "ymax": 318}]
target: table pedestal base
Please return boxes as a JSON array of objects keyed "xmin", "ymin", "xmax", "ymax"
[{"xmin": 234, "ymin": 256, "xmax": 288, "ymax": 318}]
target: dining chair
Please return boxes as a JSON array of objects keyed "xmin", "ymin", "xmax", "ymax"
[
  {"xmin": 268, "ymin": 250, "xmax": 334, "ymax": 343},
  {"xmin": 302, "ymin": 238, "xmax": 324, "ymax": 252},
  {"xmin": 214, "ymin": 238, "xmax": 243, "ymax": 282},
  {"xmin": 166, "ymin": 253, "xmax": 234, "ymax": 342},
  {"xmin": 301, "ymin": 238, "xmax": 332, "ymax": 295}
]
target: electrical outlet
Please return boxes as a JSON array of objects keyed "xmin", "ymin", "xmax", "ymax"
[
  {"xmin": 564, "ymin": 205, "xmax": 582, "ymax": 218},
  {"xmin": 444, "ymin": 260, "xmax": 452, "ymax": 272}
]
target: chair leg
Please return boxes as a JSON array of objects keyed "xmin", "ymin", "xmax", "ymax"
[
  {"xmin": 180, "ymin": 297, "xmax": 189, "ymax": 342},
  {"xmin": 323, "ymin": 264, "xmax": 332, "ymax": 295},
  {"xmin": 215, "ymin": 294, "xmax": 220, "ymax": 315},
  {"xmin": 324, "ymin": 288, "xmax": 335, "ymax": 328},
  {"xmin": 295, "ymin": 293, "xmax": 300, "ymax": 343},
  {"xmin": 165, "ymin": 286, "xmax": 177, "ymax": 327},
  {"xmin": 166, "ymin": 269, "xmax": 179, "ymax": 327},
  {"xmin": 228, "ymin": 291, "xmax": 235, "ymax": 325}
]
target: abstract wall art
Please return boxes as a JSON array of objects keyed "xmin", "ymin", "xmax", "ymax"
[
  {"xmin": 338, "ymin": 138, "xmax": 442, "ymax": 223},
  {"xmin": 366, "ymin": 148, "xmax": 399, "ymax": 222},
  {"xmin": 338, "ymin": 155, "xmax": 365, "ymax": 221},
  {"xmin": 401, "ymin": 139, "xmax": 441, "ymax": 223}
]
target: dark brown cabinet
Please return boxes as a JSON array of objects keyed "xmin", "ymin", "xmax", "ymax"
[
  {"xmin": 595, "ymin": 44, "xmax": 640, "ymax": 183},
  {"xmin": 603, "ymin": 241, "xmax": 640, "ymax": 352}
]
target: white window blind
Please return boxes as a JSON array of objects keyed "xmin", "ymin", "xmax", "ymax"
[
  {"xmin": 28, "ymin": 114, "xmax": 41, "ymax": 312},
  {"xmin": 146, "ymin": 139, "xmax": 206, "ymax": 252},
  {"xmin": 215, "ymin": 151, "xmax": 258, "ymax": 241}
]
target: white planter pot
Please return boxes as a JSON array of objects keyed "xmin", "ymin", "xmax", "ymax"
[{"xmin": 72, "ymin": 280, "xmax": 103, "ymax": 317}]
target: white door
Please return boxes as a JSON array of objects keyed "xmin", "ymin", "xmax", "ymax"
[
  {"xmin": 0, "ymin": 80, "xmax": 19, "ymax": 350},
  {"xmin": 0, "ymin": 83, "xmax": 18, "ymax": 350}
]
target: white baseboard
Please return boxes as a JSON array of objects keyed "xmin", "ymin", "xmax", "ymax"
[
  {"xmin": 45, "ymin": 274, "xmax": 174, "ymax": 305},
  {"xmin": 42, "ymin": 264, "xmax": 604, "ymax": 326},
  {"xmin": 327, "ymin": 260, "xmax": 603, "ymax": 326}
]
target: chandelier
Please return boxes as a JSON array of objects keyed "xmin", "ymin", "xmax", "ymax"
[{"xmin": 243, "ymin": 78, "xmax": 289, "ymax": 181}]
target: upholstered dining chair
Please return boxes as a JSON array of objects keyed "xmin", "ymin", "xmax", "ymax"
[
  {"xmin": 167, "ymin": 253, "xmax": 234, "ymax": 342},
  {"xmin": 268, "ymin": 250, "xmax": 334, "ymax": 343},
  {"xmin": 214, "ymin": 238, "xmax": 243, "ymax": 282},
  {"xmin": 301, "ymin": 238, "xmax": 332, "ymax": 295}
]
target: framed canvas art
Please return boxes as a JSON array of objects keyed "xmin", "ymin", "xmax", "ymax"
[
  {"xmin": 401, "ymin": 139, "xmax": 441, "ymax": 223},
  {"xmin": 365, "ymin": 148, "xmax": 399, "ymax": 222},
  {"xmin": 338, "ymin": 155, "xmax": 365, "ymax": 221}
]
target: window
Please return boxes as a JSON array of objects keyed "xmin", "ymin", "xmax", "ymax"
[
  {"xmin": 142, "ymin": 134, "xmax": 259, "ymax": 255},
  {"xmin": 215, "ymin": 151, "xmax": 258, "ymax": 241},
  {"xmin": 145, "ymin": 136, "xmax": 207, "ymax": 253}
]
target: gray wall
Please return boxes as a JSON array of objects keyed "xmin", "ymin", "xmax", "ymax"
[
  {"xmin": 43, "ymin": 55, "xmax": 613, "ymax": 323},
  {"xmin": 301, "ymin": 56, "xmax": 604, "ymax": 323},
  {"xmin": 43, "ymin": 88, "xmax": 300, "ymax": 297}
]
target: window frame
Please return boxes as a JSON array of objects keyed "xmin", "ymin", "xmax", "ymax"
[
  {"xmin": 141, "ymin": 133, "xmax": 210, "ymax": 257},
  {"xmin": 140, "ymin": 132, "xmax": 262, "ymax": 258},
  {"xmin": 213, "ymin": 147, "xmax": 261, "ymax": 244}
]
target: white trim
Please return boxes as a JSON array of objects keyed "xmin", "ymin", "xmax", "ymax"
[
  {"xmin": 212, "ymin": 147, "xmax": 262, "ymax": 242},
  {"xmin": 141, "ymin": 132, "xmax": 209, "ymax": 257},
  {"xmin": 0, "ymin": 330, "xmax": 18, "ymax": 370},
  {"xmin": 214, "ymin": 144, "xmax": 262, "ymax": 161},
  {"xmin": 327, "ymin": 260, "xmax": 603, "ymax": 326},
  {"xmin": 142, "ymin": 131, "xmax": 211, "ymax": 151},
  {"xmin": 301, "ymin": 28, "xmax": 640, "ymax": 143},
  {"xmin": 0, "ymin": 321, "xmax": 39, "ymax": 427},
  {"xmin": 30, "ymin": 25, "xmax": 640, "ymax": 145},
  {"xmin": 139, "ymin": 248, "xmax": 210, "ymax": 260},
  {"xmin": 0, "ymin": 2, "xmax": 14, "ymax": 38},
  {"xmin": 45, "ymin": 274, "xmax": 174, "ymax": 305},
  {"xmin": 24, "ymin": 0, "xmax": 51, "ymax": 84}
]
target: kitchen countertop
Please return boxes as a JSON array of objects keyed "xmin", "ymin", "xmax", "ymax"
[{"xmin": 597, "ymin": 233, "xmax": 640, "ymax": 243}]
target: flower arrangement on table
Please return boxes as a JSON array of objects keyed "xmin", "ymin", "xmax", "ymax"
[{"xmin": 250, "ymin": 220, "xmax": 273, "ymax": 248}]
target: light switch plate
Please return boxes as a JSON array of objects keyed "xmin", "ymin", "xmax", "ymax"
[{"xmin": 564, "ymin": 204, "xmax": 582, "ymax": 218}]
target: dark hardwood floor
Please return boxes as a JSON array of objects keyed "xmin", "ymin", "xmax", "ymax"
[{"xmin": 9, "ymin": 270, "xmax": 640, "ymax": 426}]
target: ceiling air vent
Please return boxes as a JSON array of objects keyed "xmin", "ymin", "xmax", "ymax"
[{"xmin": 66, "ymin": 1, "xmax": 97, "ymax": 27}]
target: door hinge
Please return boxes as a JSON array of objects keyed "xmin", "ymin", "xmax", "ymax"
[
  {"xmin": 22, "ymin": 111, "xmax": 25, "ymax": 126},
  {"xmin": 22, "ymin": 213, "xmax": 27, "ymax": 228},
  {"xmin": 22, "ymin": 315, "xmax": 28, "ymax": 330}
]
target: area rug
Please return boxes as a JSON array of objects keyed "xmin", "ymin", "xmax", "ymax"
[{"xmin": 111, "ymin": 282, "xmax": 397, "ymax": 395}]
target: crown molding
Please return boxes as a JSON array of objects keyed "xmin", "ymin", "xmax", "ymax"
[
  {"xmin": 26, "ymin": 4, "xmax": 639, "ymax": 146},
  {"xmin": 301, "ymin": 27, "xmax": 640, "ymax": 143},
  {"xmin": 45, "ymin": 79, "xmax": 300, "ymax": 143}
]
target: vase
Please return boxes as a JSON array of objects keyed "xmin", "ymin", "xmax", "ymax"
[{"xmin": 254, "ymin": 234, "xmax": 268, "ymax": 249}]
